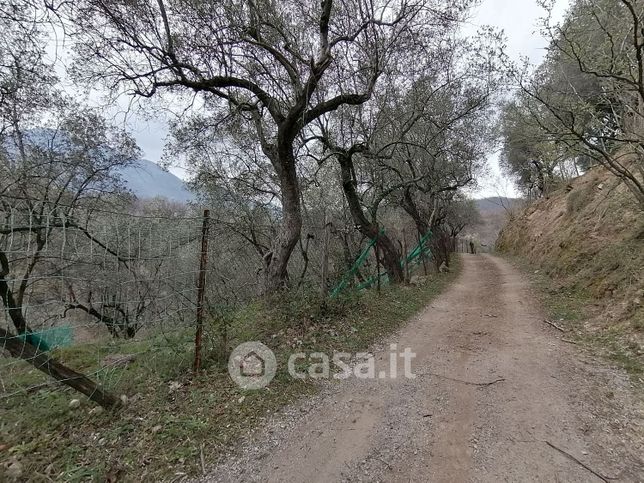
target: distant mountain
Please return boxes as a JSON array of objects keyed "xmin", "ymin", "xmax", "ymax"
[
  {"xmin": 5, "ymin": 128, "xmax": 195, "ymax": 204},
  {"xmin": 118, "ymin": 159, "xmax": 195, "ymax": 203}
]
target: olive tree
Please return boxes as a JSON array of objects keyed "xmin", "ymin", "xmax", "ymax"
[
  {"xmin": 0, "ymin": 4, "xmax": 136, "ymax": 407},
  {"xmin": 511, "ymin": 0, "xmax": 644, "ymax": 207},
  {"xmin": 62, "ymin": 0, "xmax": 471, "ymax": 292},
  {"xmin": 312, "ymin": 30, "xmax": 497, "ymax": 277}
]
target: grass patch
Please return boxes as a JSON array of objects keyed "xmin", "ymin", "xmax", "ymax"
[{"xmin": 0, "ymin": 259, "xmax": 460, "ymax": 481}]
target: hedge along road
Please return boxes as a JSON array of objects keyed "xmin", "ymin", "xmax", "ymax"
[{"xmin": 203, "ymin": 254, "xmax": 644, "ymax": 482}]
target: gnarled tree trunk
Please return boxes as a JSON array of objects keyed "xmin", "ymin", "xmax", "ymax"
[
  {"xmin": 400, "ymin": 187, "xmax": 454, "ymax": 268},
  {"xmin": 262, "ymin": 147, "xmax": 302, "ymax": 294},
  {"xmin": 401, "ymin": 188, "xmax": 430, "ymax": 237},
  {"xmin": 338, "ymin": 154, "xmax": 404, "ymax": 284}
]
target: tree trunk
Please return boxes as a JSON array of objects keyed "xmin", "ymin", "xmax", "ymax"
[
  {"xmin": 0, "ymin": 327, "xmax": 120, "ymax": 408},
  {"xmin": 338, "ymin": 154, "xmax": 404, "ymax": 283},
  {"xmin": 430, "ymin": 226, "xmax": 452, "ymax": 269},
  {"xmin": 0, "ymin": 264, "xmax": 28, "ymax": 334},
  {"xmin": 401, "ymin": 188, "xmax": 430, "ymax": 236},
  {"xmin": 400, "ymin": 188, "xmax": 454, "ymax": 267},
  {"xmin": 532, "ymin": 160, "xmax": 546, "ymax": 197},
  {"xmin": 338, "ymin": 232, "xmax": 366, "ymax": 284},
  {"xmin": 64, "ymin": 303, "xmax": 135, "ymax": 339},
  {"xmin": 262, "ymin": 148, "xmax": 302, "ymax": 293}
]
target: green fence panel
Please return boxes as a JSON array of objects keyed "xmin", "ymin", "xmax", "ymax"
[
  {"xmin": 330, "ymin": 230, "xmax": 383, "ymax": 298},
  {"xmin": 17, "ymin": 326, "xmax": 73, "ymax": 352},
  {"xmin": 332, "ymin": 229, "xmax": 434, "ymax": 296}
]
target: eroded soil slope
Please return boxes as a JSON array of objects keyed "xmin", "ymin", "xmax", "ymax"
[{"xmin": 497, "ymin": 166, "xmax": 643, "ymax": 363}]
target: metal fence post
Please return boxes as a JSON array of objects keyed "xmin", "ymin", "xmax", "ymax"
[
  {"xmin": 320, "ymin": 214, "xmax": 330, "ymax": 299},
  {"xmin": 194, "ymin": 209, "xmax": 210, "ymax": 373}
]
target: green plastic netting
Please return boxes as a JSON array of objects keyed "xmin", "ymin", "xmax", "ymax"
[{"xmin": 16, "ymin": 326, "xmax": 73, "ymax": 352}]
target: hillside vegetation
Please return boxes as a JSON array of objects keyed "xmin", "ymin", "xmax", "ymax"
[{"xmin": 497, "ymin": 166, "xmax": 643, "ymax": 374}]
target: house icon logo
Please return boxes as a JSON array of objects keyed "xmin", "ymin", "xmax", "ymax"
[
  {"xmin": 240, "ymin": 350, "xmax": 265, "ymax": 377},
  {"xmin": 228, "ymin": 341, "xmax": 277, "ymax": 389}
]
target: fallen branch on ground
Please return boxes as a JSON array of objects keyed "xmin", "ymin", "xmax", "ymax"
[
  {"xmin": 512, "ymin": 438, "xmax": 618, "ymax": 481},
  {"xmin": 0, "ymin": 328, "xmax": 120, "ymax": 408},
  {"xmin": 425, "ymin": 373, "xmax": 506, "ymax": 386},
  {"xmin": 543, "ymin": 319, "xmax": 565, "ymax": 332},
  {"xmin": 545, "ymin": 441, "xmax": 617, "ymax": 482}
]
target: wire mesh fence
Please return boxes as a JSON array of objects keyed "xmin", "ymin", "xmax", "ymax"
[
  {"xmin": 0, "ymin": 199, "xmax": 265, "ymax": 402},
  {"xmin": 0, "ymin": 196, "xmax": 448, "ymax": 405}
]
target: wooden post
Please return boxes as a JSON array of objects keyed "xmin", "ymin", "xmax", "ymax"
[
  {"xmin": 320, "ymin": 215, "xmax": 330, "ymax": 299},
  {"xmin": 194, "ymin": 209, "xmax": 210, "ymax": 373}
]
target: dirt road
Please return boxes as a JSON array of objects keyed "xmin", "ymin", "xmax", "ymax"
[{"xmin": 205, "ymin": 254, "xmax": 644, "ymax": 482}]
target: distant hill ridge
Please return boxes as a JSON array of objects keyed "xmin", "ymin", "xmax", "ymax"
[
  {"xmin": 467, "ymin": 197, "xmax": 521, "ymax": 247},
  {"xmin": 4, "ymin": 128, "xmax": 195, "ymax": 203},
  {"xmin": 117, "ymin": 159, "xmax": 194, "ymax": 203},
  {"xmin": 474, "ymin": 197, "xmax": 518, "ymax": 215}
]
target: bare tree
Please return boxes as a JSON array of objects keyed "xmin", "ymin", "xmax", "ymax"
[{"xmin": 0, "ymin": 7, "xmax": 136, "ymax": 407}]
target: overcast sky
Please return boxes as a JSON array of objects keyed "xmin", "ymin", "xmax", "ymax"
[
  {"xmin": 465, "ymin": 0, "xmax": 571, "ymax": 198},
  {"xmin": 57, "ymin": 0, "xmax": 571, "ymax": 199}
]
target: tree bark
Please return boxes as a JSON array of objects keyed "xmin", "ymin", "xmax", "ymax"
[
  {"xmin": 0, "ymin": 251, "xmax": 28, "ymax": 334},
  {"xmin": 0, "ymin": 327, "xmax": 120, "ymax": 408},
  {"xmin": 262, "ymin": 148, "xmax": 302, "ymax": 293},
  {"xmin": 401, "ymin": 188, "xmax": 431, "ymax": 235},
  {"xmin": 0, "ymin": 279, "xmax": 28, "ymax": 334},
  {"xmin": 338, "ymin": 154, "xmax": 404, "ymax": 284},
  {"xmin": 400, "ymin": 189, "xmax": 454, "ymax": 268}
]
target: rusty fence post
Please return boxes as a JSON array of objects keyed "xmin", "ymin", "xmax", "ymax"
[
  {"xmin": 320, "ymin": 214, "xmax": 330, "ymax": 299},
  {"xmin": 194, "ymin": 209, "xmax": 210, "ymax": 373}
]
